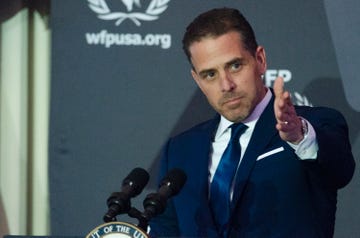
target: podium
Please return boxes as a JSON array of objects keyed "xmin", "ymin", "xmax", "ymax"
[
  {"xmin": 86, "ymin": 222, "xmax": 148, "ymax": 238},
  {"xmin": 4, "ymin": 221, "xmax": 149, "ymax": 238}
]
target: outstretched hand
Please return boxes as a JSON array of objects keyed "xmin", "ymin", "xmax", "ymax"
[{"xmin": 273, "ymin": 77, "xmax": 303, "ymax": 144}]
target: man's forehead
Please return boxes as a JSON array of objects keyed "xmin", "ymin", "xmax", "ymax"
[{"xmin": 189, "ymin": 33, "xmax": 250, "ymax": 72}]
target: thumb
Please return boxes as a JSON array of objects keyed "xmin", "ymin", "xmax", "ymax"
[{"xmin": 273, "ymin": 77, "xmax": 284, "ymax": 98}]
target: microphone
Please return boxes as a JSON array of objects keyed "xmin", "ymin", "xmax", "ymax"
[
  {"xmin": 103, "ymin": 167, "xmax": 150, "ymax": 222},
  {"xmin": 142, "ymin": 168, "xmax": 187, "ymax": 220}
]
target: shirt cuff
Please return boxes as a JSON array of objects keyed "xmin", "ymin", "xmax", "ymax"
[{"xmin": 287, "ymin": 118, "xmax": 318, "ymax": 160}]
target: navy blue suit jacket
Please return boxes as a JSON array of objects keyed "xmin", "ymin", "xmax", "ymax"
[{"xmin": 149, "ymin": 94, "xmax": 355, "ymax": 238}]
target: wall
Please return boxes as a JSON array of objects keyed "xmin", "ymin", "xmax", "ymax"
[{"xmin": 49, "ymin": 0, "xmax": 360, "ymax": 237}]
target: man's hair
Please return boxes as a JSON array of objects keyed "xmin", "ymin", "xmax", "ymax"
[{"xmin": 182, "ymin": 7, "xmax": 258, "ymax": 63}]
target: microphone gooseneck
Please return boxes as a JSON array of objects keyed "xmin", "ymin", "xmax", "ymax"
[
  {"xmin": 142, "ymin": 168, "xmax": 187, "ymax": 221},
  {"xmin": 103, "ymin": 167, "xmax": 150, "ymax": 222}
]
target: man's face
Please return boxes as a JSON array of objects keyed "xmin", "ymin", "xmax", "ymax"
[{"xmin": 190, "ymin": 31, "xmax": 267, "ymax": 122}]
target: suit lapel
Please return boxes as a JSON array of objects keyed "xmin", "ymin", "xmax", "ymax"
[{"xmin": 231, "ymin": 94, "xmax": 278, "ymax": 210}]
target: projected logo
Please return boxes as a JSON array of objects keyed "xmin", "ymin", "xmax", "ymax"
[
  {"xmin": 88, "ymin": 0, "xmax": 170, "ymax": 26},
  {"xmin": 86, "ymin": 0, "xmax": 172, "ymax": 49},
  {"xmin": 265, "ymin": 69, "xmax": 313, "ymax": 106}
]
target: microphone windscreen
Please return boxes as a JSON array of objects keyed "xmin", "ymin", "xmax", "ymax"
[
  {"xmin": 160, "ymin": 168, "xmax": 187, "ymax": 196},
  {"xmin": 123, "ymin": 167, "xmax": 150, "ymax": 196}
]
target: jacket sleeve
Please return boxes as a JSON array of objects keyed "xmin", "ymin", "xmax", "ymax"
[{"xmin": 300, "ymin": 107, "xmax": 355, "ymax": 189}]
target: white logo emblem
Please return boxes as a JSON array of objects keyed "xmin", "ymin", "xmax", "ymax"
[
  {"xmin": 86, "ymin": 222, "xmax": 148, "ymax": 238},
  {"xmin": 88, "ymin": 0, "xmax": 170, "ymax": 26}
]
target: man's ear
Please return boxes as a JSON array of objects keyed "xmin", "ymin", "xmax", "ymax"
[
  {"xmin": 191, "ymin": 69, "xmax": 200, "ymax": 85},
  {"xmin": 256, "ymin": 46, "xmax": 267, "ymax": 75}
]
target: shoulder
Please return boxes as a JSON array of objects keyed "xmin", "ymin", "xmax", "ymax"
[{"xmin": 171, "ymin": 115, "xmax": 219, "ymax": 140}]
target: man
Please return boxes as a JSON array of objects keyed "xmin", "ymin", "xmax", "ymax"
[{"xmin": 149, "ymin": 8, "xmax": 355, "ymax": 238}]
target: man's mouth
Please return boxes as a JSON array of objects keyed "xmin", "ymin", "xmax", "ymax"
[{"xmin": 222, "ymin": 96, "xmax": 242, "ymax": 106}]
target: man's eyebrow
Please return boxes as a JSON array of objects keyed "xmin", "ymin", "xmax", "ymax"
[
  {"xmin": 225, "ymin": 57, "xmax": 245, "ymax": 68},
  {"xmin": 198, "ymin": 68, "xmax": 215, "ymax": 77},
  {"xmin": 196, "ymin": 57, "xmax": 246, "ymax": 76}
]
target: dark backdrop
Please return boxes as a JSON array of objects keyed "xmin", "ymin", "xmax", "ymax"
[{"xmin": 49, "ymin": 0, "xmax": 360, "ymax": 237}]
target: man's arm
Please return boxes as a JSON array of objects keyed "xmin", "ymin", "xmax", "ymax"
[
  {"xmin": 273, "ymin": 77, "xmax": 355, "ymax": 189},
  {"xmin": 302, "ymin": 107, "xmax": 355, "ymax": 189}
]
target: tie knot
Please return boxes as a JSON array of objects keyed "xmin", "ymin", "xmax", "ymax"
[{"xmin": 230, "ymin": 123, "xmax": 248, "ymax": 141}]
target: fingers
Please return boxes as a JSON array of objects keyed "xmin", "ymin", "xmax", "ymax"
[
  {"xmin": 276, "ymin": 116, "xmax": 303, "ymax": 144},
  {"xmin": 274, "ymin": 77, "xmax": 292, "ymax": 103},
  {"xmin": 276, "ymin": 117, "xmax": 297, "ymax": 132},
  {"xmin": 273, "ymin": 77, "xmax": 296, "ymax": 127},
  {"xmin": 274, "ymin": 77, "xmax": 292, "ymax": 114},
  {"xmin": 273, "ymin": 77, "xmax": 303, "ymax": 143},
  {"xmin": 275, "ymin": 100, "xmax": 296, "ymax": 128},
  {"xmin": 273, "ymin": 77, "xmax": 284, "ymax": 98}
]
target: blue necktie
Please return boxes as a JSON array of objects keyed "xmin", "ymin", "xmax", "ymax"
[{"xmin": 210, "ymin": 123, "xmax": 248, "ymax": 236}]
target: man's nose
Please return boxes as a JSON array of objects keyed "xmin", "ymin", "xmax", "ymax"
[{"xmin": 220, "ymin": 72, "xmax": 236, "ymax": 92}]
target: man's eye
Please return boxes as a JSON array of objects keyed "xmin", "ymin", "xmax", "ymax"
[
  {"xmin": 207, "ymin": 71, "xmax": 216, "ymax": 78},
  {"xmin": 202, "ymin": 71, "xmax": 216, "ymax": 80},
  {"xmin": 230, "ymin": 62, "xmax": 241, "ymax": 71}
]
